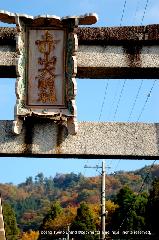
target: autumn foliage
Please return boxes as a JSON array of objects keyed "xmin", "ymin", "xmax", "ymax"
[{"xmin": 1, "ymin": 164, "xmax": 159, "ymax": 239}]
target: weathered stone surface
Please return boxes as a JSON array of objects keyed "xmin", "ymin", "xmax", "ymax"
[
  {"xmin": 1, "ymin": 26, "xmax": 159, "ymax": 78},
  {"xmin": 0, "ymin": 119, "xmax": 159, "ymax": 159},
  {"xmin": 0, "ymin": 45, "xmax": 16, "ymax": 65},
  {"xmin": 78, "ymin": 45, "xmax": 159, "ymax": 68},
  {"xmin": 1, "ymin": 25, "xmax": 159, "ymax": 44},
  {"xmin": 77, "ymin": 45, "xmax": 159, "ymax": 78},
  {"xmin": 77, "ymin": 25, "xmax": 159, "ymax": 44},
  {"xmin": 0, "ymin": 27, "xmax": 15, "ymax": 43}
]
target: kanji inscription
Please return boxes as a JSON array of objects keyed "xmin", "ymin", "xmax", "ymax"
[
  {"xmin": 27, "ymin": 29, "xmax": 65, "ymax": 106},
  {"xmin": 35, "ymin": 31, "xmax": 58, "ymax": 104}
]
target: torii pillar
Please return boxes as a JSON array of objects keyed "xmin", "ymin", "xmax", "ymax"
[{"xmin": 0, "ymin": 198, "xmax": 6, "ymax": 240}]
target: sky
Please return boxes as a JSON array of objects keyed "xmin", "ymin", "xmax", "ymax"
[{"xmin": 0, "ymin": 0, "xmax": 159, "ymax": 184}]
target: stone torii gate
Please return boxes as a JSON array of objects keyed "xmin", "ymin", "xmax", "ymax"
[
  {"xmin": 0, "ymin": 10, "xmax": 159, "ymax": 240},
  {"xmin": 0, "ymin": 11, "xmax": 159, "ymax": 159}
]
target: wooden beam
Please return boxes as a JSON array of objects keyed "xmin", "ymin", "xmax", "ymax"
[
  {"xmin": 0, "ymin": 119, "xmax": 159, "ymax": 159},
  {"xmin": 0, "ymin": 26, "xmax": 159, "ymax": 79}
]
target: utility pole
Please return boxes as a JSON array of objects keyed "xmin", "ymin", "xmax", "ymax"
[
  {"xmin": 101, "ymin": 160, "xmax": 106, "ymax": 240},
  {"xmin": 84, "ymin": 160, "xmax": 106, "ymax": 240}
]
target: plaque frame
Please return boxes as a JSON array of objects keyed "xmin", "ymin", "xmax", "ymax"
[{"xmin": 0, "ymin": 11, "xmax": 98, "ymax": 134}]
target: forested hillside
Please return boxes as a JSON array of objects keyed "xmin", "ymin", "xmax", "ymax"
[{"xmin": 1, "ymin": 164, "xmax": 159, "ymax": 239}]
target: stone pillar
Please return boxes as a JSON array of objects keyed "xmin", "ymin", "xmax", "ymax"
[{"xmin": 0, "ymin": 198, "xmax": 6, "ymax": 240}]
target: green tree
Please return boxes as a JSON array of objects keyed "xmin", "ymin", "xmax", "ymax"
[
  {"xmin": 71, "ymin": 202, "xmax": 97, "ymax": 240},
  {"xmin": 110, "ymin": 186, "xmax": 135, "ymax": 231},
  {"xmin": 110, "ymin": 186, "xmax": 148, "ymax": 234},
  {"xmin": 40, "ymin": 201, "xmax": 62, "ymax": 228},
  {"xmin": 3, "ymin": 202, "xmax": 20, "ymax": 240},
  {"xmin": 146, "ymin": 177, "xmax": 159, "ymax": 237},
  {"xmin": 35, "ymin": 173, "xmax": 44, "ymax": 185},
  {"xmin": 38, "ymin": 201, "xmax": 62, "ymax": 239},
  {"xmin": 26, "ymin": 177, "xmax": 33, "ymax": 186},
  {"xmin": 134, "ymin": 192, "xmax": 148, "ymax": 229}
]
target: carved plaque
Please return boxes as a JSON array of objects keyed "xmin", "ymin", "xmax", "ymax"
[
  {"xmin": 0, "ymin": 11, "xmax": 98, "ymax": 134},
  {"xmin": 27, "ymin": 29, "xmax": 65, "ymax": 106}
]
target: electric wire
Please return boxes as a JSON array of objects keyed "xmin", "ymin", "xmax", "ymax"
[
  {"xmin": 91, "ymin": 0, "xmax": 153, "ymax": 200},
  {"xmin": 119, "ymin": 79, "xmax": 157, "ymax": 227},
  {"xmin": 138, "ymin": 160, "xmax": 157, "ymax": 193},
  {"xmin": 98, "ymin": 80, "xmax": 110, "ymax": 170},
  {"xmin": 119, "ymin": 159, "xmax": 157, "ymax": 230},
  {"xmin": 107, "ymin": 81, "xmax": 120, "ymax": 121},
  {"xmin": 97, "ymin": 0, "xmax": 128, "ymax": 167},
  {"xmin": 113, "ymin": 79, "xmax": 127, "ymax": 121},
  {"xmin": 109, "ymin": 0, "xmax": 149, "ymax": 174},
  {"xmin": 128, "ymin": 80, "xmax": 144, "ymax": 121},
  {"xmin": 137, "ymin": 80, "xmax": 157, "ymax": 121},
  {"xmin": 109, "ymin": 0, "xmax": 153, "ymax": 190},
  {"xmin": 113, "ymin": 159, "xmax": 122, "ymax": 175},
  {"xmin": 111, "ymin": 79, "xmax": 156, "ymax": 187},
  {"xmin": 102, "ymin": 0, "xmax": 127, "ymax": 120},
  {"xmin": 141, "ymin": 0, "xmax": 150, "ymax": 25},
  {"xmin": 120, "ymin": 0, "xmax": 128, "ymax": 26},
  {"xmin": 110, "ymin": 0, "xmax": 128, "ymax": 121},
  {"xmin": 99, "ymin": 80, "xmax": 109, "ymax": 121}
]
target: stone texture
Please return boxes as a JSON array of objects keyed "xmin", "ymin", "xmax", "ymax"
[
  {"xmin": 78, "ymin": 45, "xmax": 159, "ymax": 68},
  {"xmin": 0, "ymin": 27, "xmax": 15, "ymax": 43},
  {"xmin": 0, "ymin": 120, "xmax": 159, "ymax": 159},
  {"xmin": 1, "ymin": 25, "xmax": 159, "ymax": 44},
  {"xmin": 1, "ymin": 27, "xmax": 159, "ymax": 78},
  {"xmin": 76, "ymin": 25, "xmax": 159, "ymax": 43},
  {"xmin": 0, "ymin": 45, "xmax": 16, "ymax": 66}
]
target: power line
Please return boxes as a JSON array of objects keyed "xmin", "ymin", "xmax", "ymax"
[
  {"xmin": 137, "ymin": 80, "xmax": 157, "ymax": 121},
  {"xmin": 128, "ymin": 80, "xmax": 144, "ymax": 121},
  {"xmin": 113, "ymin": 159, "xmax": 122, "ymax": 174},
  {"xmin": 108, "ymin": 82, "xmax": 126, "ymax": 171},
  {"xmin": 138, "ymin": 159, "xmax": 157, "ymax": 193},
  {"xmin": 99, "ymin": 80, "xmax": 109, "ymax": 121},
  {"xmin": 98, "ymin": 0, "xmax": 128, "ymax": 166},
  {"xmin": 107, "ymin": 81, "xmax": 120, "ymax": 121},
  {"xmin": 98, "ymin": 0, "xmax": 152, "ymax": 177},
  {"xmin": 120, "ymin": 0, "xmax": 128, "ymax": 26},
  {"xmin": 141, "ymin": 0, "xmax": 150, "ymax": 25},
  {"xmin": 110, "ymin": 81, "xmax": 127, "ymax": 171},
  {"xmin": 119, "ymin": 159, "xmax": 157, "ymax": 230},
  {"xmin": 132, "ymin": 1, "xmax": 153, "ymax": 123},
  {"xmin": 113, "ymin": 79, "xmax": 127, "ymax": 121},
  {"xmin": 99, "ymin": 0, "xmax": 128, "ymax": 128},
  {"xmin": 110, "ymin": 0, "xmax": 152, "ymax": 182},
  {"xmin": 118, "ymin": 80, "xmax": 158, "ymax": 228}
]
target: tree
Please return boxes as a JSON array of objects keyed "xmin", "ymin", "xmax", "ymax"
[
  {"xmin": 111, "ymin": 186, "xmax": 135, "ymax": 229},
  {"xmin": 110, "ymin": 186, "xmax": 148, "ymax": 234},
  {"xmin": 38, "ymin": 201, "xmax": 63, "ymax": 239},
  {"xmin": 71, "ymin": 202, "xmax": 97, "ymax": 240},
  {"xmin": 26, "ymin": 177, "xmax": 33, "ymax": 186},
  {"xmin": 21, "ymin": 230, "xmax": 39, "ymax": 240},
  {"xmin": 105, "ymin": 200, "xmax": 119, "ymax": 229},
  {"xmin": 146, "ymin": 177, "xmax": 159, "ymax": 237},
  {"xmin": 41, "ymin": 206, "xmax": 76, "ymax": 234},
  {"xmin": 3, "ymin": 202, "xmax": 20, "ymax": 240},
  {"xmin": 35, "ymin": 173, "xmax": 44, "ymax": 185}
]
